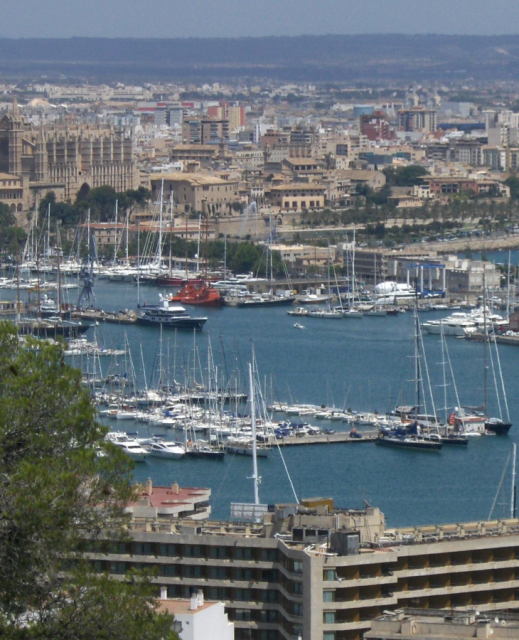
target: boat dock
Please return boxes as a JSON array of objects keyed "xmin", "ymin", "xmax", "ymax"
[
  {"xmin": 466, "ymin": 332, "xmax": 519, "ymax": 346},
  {"xmin": 72, "ymin": 310, "xmax": 137, "ymax": 324},
  {"xmin": 272, "ymin": 431, "xmax": 377, "ymax": 446}
]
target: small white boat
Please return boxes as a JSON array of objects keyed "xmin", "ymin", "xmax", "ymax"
[
  {"xmin": 146, "ymin": 440, "xmax": 186, "ymax": 459},
  {"xmin": 294, "ymin": 323, "xmax": 305, "ymax": 329},
  {"xmin": 105, "ymin": 433, "xmax": 148, "ymax": 461}
]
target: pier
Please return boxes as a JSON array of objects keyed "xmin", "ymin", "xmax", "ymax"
[
  {"xmin": 72, "ymin": 309, "xmax": 137, "ymax": 324},
  {"xmin": 272, "ymin": 431, "xmax": 377, "ymax": 446}
]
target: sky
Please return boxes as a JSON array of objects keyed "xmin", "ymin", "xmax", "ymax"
[{"xmin": 2, "ymin": 0, "xmax": 519, "ymax": 39}]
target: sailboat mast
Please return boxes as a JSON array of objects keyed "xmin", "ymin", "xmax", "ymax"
[
  {"xmin": 414, "ymin": 299, "xmax": 421, "ymax": 421},
  {"xmin": 113, "ymin": 199, "xmax": 118, "ymax": 265},
  {"xmin": 483, "ymin": 274, "xmax": 488, "ymax": 415},
  {"xmin": 512, "ymin": 443, "xmax": 517, "ymax": 519},
  {"xmin": 249, "ymin": 361, "xmax": 260, "ymax": 506},
  {"xmin": 224, "ymin": 233, "xmax": 227, "ymax": 282},
  {"xmin": 137, "ymin": 220, "xmax": 140, "ymax": 305},
  {"xmin": 196, "ymin": 215, "xmax": 201, "ymax": 274},
  {"xmin": 441, "ymin": 323, "xmax": 448, "ymax": 424},
  {"xmin": 169, "ymin": 194, "xmax": 174, "ymax": 277},
  {"xmin": 47, "ymin": 203, "xmax": 51, "ymax": 264},
  {"xmin": 56, "ymin": 220, "xmax": 62, "ymax": 319},
  {"xmin": 87, "ymin": 208, "xmax": 90, "ymax": 259},
  {"xmin": 507, "ymin": 251, "xmax": 512, "ymax": 320},
  {"xmin": 157, "ymin": 179, "xmax": 164, "ymax": 275},
  {"xmin": 125, "ymin": 209, "xmax": 129, "ymax": 265}
]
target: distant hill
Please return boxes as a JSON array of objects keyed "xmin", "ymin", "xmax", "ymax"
[{"xmin": 3, "ymin": 35, "xmax": 519, "ymax": 82}]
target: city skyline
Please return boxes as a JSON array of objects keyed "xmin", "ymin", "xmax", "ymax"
[{"xmin": 2, "ymin": 0, "xmax": 519, "ymax": 39}]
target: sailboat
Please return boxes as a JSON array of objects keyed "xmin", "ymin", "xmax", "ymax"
[
  {"xmin": 434, "ymin": 324, "xmax": 468, "ymax": 445},
  {"xmin": 341, "ymin": 233, "xmax": 363, "ymax": 318},
  {"xmin": 485, "ymin": 307, "xmax": 512, "ymax": 435},
  {"xmin": 365, "ymin": 254, "xmax": 387, "ymax": 317},
  {"xmin": 307, "ymin": 245, "xmax": 342, "ymax": 319},
  {"xmin": 377, "ymin": 300, "xmax": 443, "ymax": 451}
]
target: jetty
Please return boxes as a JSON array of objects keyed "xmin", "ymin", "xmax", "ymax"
[
  {"xmin": 72, "ymin": 309, "xmax": 137, "ymax": 324},
  {"xmin": 272, "ymin": 431, "xmax": 377, "ymax": 446}
]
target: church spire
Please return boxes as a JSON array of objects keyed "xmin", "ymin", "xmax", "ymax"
[{"xmin": 12, "ymin": 96, "xmax": 19, "ymax": 117}]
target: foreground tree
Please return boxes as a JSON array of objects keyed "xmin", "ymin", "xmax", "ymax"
[{"xmin": 0, "ymin": 322, "xmax": 177, "ymax": 639}]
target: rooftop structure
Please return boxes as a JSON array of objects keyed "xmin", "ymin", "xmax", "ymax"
[{"xmin": 365, "ymin": 608, "xmax": 519, "ymax": 639}]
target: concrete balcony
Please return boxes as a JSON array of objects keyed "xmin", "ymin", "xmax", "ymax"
[
  {"xmin": 331, "ymin": 574, "xmax": 398, "ymax": 588},
  {"xmin": 401, "ymin": 557, "xmax": 519, "ymax": 578},
  {"xmin": 395, "ymin": 577, "xmax": 519, "ymax": 600},
  {"xmin": 323, "ymin": 620, "xmax": 373, "ymax": 632},
  {"xmin": 326, "ymin": 595, "xmax": 398, "ymax": 610}
]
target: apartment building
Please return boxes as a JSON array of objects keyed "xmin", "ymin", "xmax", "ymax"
[
  {"xmin": 398, "ymin": 109, "xmax": 437, "ymax": 133},
  {"xmin": 182, "ymin": 118, "xmax": 230, "ymax": 145},
  {"xmin": 90, "ymin": 486, "xmax": 519, "ymax": 640},
  {"xmin": 423, "ymin": 177, "xmax": 508, "ymax": 198},
  {"xmin": 150, "ymin": 173, "xmax": 240, "ymax": 216},
  {"xmin": 268, "ymin": 183, "xmax": 326, "ymax": 211}
]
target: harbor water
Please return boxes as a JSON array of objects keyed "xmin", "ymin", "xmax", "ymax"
[{"xmin": 8, "ymin": 275, "xmax": 519, "ymax": 528}]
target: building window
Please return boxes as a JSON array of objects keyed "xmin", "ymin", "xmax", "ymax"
[
  {"xmin": 323, "ymin": 633, "xmax": 335, "ymax": 640},
  {"xmin": 235, "ymin": 547, "xmax": 253, "ymax": 560},
  {"xmin": 235, "ymin": 589, "xmax": 252, "ymax": 601},
  {"xmin": 292, "ymin": 581, "xmax": 303, "ymax": 594},
  {"xmin": 324, "ymin": 569, "xmax": 336, "ymax": 581},
  {"xmin": 323, "ymin": 590, "xmax": 335, "ymax": 602},
  {"xmin": 324, "ymin": 612, "xmax": 335, "ymax": 624},
  {"xmin": 159, "ymin": 544, "xmax": 177, "ymax": 556},
  {"xmin": 292, "ymin": 603, "xmax": 303, "ymax": 616},
  {"xmin": 134, "ymin": 543, "xmax": 153, "ymax": 556},
  {"xmin": 235, "ymin": 568, "xmax": 252, "ymax": 580},
  {"xmin": 234, "ymin": 609, "xmax": 251, "ymax": 621},
  {"xmin": 293, "ymin": 561, "xmax": 303, "ymax": 574},
  {"xmin": 260, "ymin": 549, "xmax": 277, "ymax": 562}
]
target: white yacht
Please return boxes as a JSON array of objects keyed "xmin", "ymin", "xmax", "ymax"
[
  {"xmin": 422, "ymin": 307, "xmax": 507, "ymax": 337},
  {"xmin": 105, "ymin": 433, "xmax": 148, "ymax": 461},
  {"xmin": 422, "ymin": 312, "xmax": 478, "ymax": 336},
  {"xmin": 146, "ymin": 440, "xmax": 186, "ymax": 459}
]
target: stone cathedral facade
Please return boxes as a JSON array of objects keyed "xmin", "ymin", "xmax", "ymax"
[{"xmin": 0, "ymin": 99, "xmax": 139, "ymax": 212}]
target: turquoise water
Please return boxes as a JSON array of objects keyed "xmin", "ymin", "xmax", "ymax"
[{"xmin": 13, "ymin": 278, "xmax": 519, "ymax": 528}]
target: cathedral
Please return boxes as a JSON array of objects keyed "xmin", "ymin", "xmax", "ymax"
[{"xmin": 0, "ymin": 98, "xmax": 139, "ymax": 213}]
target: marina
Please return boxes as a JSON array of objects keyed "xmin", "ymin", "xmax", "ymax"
[{"xmin": 1, "ymin": 266, "xmax": 518, "ymax": 528}]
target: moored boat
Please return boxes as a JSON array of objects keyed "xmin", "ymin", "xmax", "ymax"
[{"xmin": 137, "ymin": 296, "xmax": 207, "ymax": 330}]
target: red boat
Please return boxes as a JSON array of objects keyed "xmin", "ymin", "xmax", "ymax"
[{"xmin": 169, "ymin": 282, "xmax": 223, "ymax": 307}]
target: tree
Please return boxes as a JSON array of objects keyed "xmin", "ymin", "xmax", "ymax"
[
  {"xmin": 0, "ymin": 201, "xmax": 16, "ymax": 228},
  {"xmin": 0, "ymin": 203, "xmax": 22, "ymax": 255},
  {"xmin": 0, "ymin": 323, "xmax": 178, "ymax": 640},
  {"xmin": 504, "ymin": 176, "xmax": 519, "ymax": 200},
  {"xmin": 384, "ymin": 165, "xmax": 429, "ymax": 187}
]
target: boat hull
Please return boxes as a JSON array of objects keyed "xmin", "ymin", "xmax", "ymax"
[
  {"xmin": 237, "ymin": 296, "xmax": 296, "ymax": 308},
  {"xmin": 485, "ymin": 420, "xmax": 512, "ymax": 435},
  {"xmin": 137, "ymin": 317, "xmax": 207, "ymax": 330},
  {"xmin": 376, "ymin": 436, "xmax": 442, "ymax": 451}
]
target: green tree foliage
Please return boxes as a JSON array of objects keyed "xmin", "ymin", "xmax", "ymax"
[
  {"xmin": 39, "ymin": 192, "xmax": 81, "ymax": 226},
  {"xmin": 0, "ymin": 201, "xmax": 16, "ymax": 228},
  {"xmin": 504, "ymin": 176, "xmax": 519, "ymax": 200},
  {"xmin": 0, "ymin": 202, "xmax": 24, "ymax": 255},
  {"xmin": 383, "ymin": 165, "xmax": 429, "ymax": 187},
  {"xmin": 0, "ymin": 323, "xmax": 178, "ymax": 640}
]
